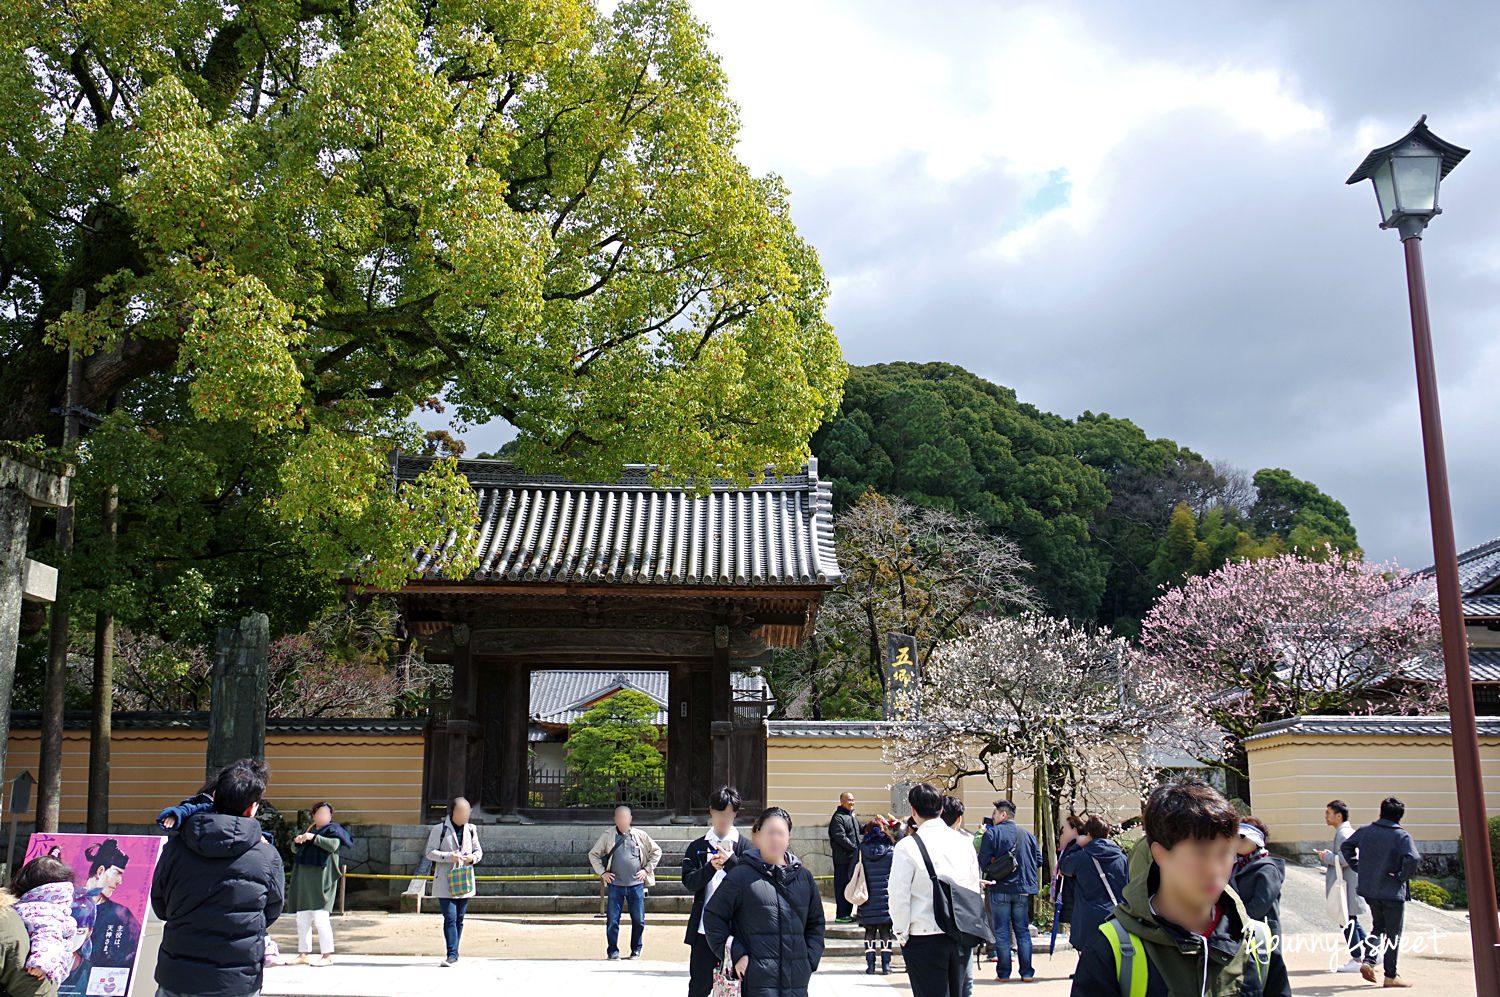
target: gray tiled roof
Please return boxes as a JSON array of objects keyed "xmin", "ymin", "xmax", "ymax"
[
  {"xmin": 1415, "ymin": 536, "xmax": 1500, "ymax": 597},
  {"xmin": 530, "ymin": 669, "xmax": 771, "ymax": 727},
  {"xmin": 766, "ymin": 721, "xmax": 892, "ymax": 738},
  {"xmin": 397, "ymin": 455, "xmax": 840, "ymax": 586},
  {"xmin": 1246, "ymin": 713, "xmax": 1500, "ymax": 742},
  {"xmin": 1408, "ymin": 648, "xmax": 1500, "ymax": 683},
  {"xmin": 1465, "ymin": 596, "xmax": 1500, "ymax": 619}
]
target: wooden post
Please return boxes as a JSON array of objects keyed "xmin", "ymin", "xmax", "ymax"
[
  {"xmin": 86, "ymin": 478, "xmax": 116, "ymax": 833},
  {"xmin": 710, "ymin": 623, "xmax": 732, "ymax": 792},
  {"xmin": 666, "ymin": 662, "xmax": 689, "ymax": 818},
  {"xmin": 87, "ymin": 391, "xmax": 119, "ymax": 834},
  {"xmin": 206, "ymin": 614, "xmax": 270, "ymax": 779},
  {"xmin": 495, "ymin": 661, "xmax": 528, "ymax": 815},
  {"xmin": 446, "ymin": 627, "xmax": 472, "ymax": 806}
]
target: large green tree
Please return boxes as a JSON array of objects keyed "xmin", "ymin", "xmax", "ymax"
[
  {"xmin": 1, "ymin": 0, "xmax": 845, "ymax": 600},
  {"xmin": 813, "ymin": 362, "xmax": 1108, "ymax": 618},
  {"xmin": 812, "ymin": 363, "xmax": 1360, "ymax": 634},
  {"xmin": 1248, "ymin": 468, "xmax": 1360, "ymax": 556}
]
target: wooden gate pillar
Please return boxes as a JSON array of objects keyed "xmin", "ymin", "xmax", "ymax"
[
  {"xmin": 710, "ymin": 623, "xmax": 732, "ymax": 792},
  {"xmin": 494, "ymin": 661, "xmax": 529, "ymax": 815}
]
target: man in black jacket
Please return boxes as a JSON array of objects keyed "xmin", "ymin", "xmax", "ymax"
[
  {"xmin": 1341, "ymin": 796, "xmax": 1422, "ymax": 988},
  {"xmin": 682, "ymin": 786, "xmax": 748, "ymax": 997},
  {"xmin": 827, "ymin": 792, "xmax": 859, "ymax": 922},
  {"xmin": 151, "ymin": 759, "xmax": 286, "ymax": 997}
]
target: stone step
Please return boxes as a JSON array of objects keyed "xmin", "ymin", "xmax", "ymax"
[{"xmin": 400, "ymin": 893, "xmax": 696, "ymax": 915}]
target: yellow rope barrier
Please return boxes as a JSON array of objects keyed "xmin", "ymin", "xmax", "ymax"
[{"xmin": 337, "ymin": 870, "xmax": 832, "ymax": 914}]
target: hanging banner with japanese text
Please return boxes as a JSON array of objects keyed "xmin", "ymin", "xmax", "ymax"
[{"xmin": 884, "ymin": 632, "xmax": 919, "ymax": 720}]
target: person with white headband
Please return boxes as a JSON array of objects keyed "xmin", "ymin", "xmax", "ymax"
[{"xmin": 1231, "ymin": 816, "xmax": 1291, "ymax": 997}]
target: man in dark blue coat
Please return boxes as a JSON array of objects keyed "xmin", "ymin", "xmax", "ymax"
[
  {"xmin": 977, "ymin": 799, "xmax": 1041, "ymax": 982},
  {"xmin": 1341, "ymin": 796, "xmax": 1422, "ymax": 988},
  {"xmin": 151, "ymin": 760, "xmax": 285, "ymax": 997}
]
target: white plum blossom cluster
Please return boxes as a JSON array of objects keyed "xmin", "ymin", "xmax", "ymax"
[{"xmin": 883, "ymin": 611, "xmax": 1218, "ymax": 817}]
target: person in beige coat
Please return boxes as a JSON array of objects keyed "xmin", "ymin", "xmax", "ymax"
[
  {"xmin": 587, "ymin": 805, "xmax": 663, "ymax": 959},
  {"xmin": 424, "ymin": 797, "xmax": 483, "ymax": 966}
]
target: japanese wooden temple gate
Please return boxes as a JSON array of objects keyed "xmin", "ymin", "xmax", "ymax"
[{"xmin": 390, "ymin": 455, "xmax": 840, "ymax": 822}]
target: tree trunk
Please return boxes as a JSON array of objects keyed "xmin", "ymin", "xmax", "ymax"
[
  {"xmin": 38, "ymin": 332, "xmax": 83, "ymax": 833},
  {"xmin": 86, "ymin": 445, "xmax": 117, "ymax": 834},
  {"xmin": 808, "ymin": 633, "xmax": 823, "ymax": 721},
  {"xmin": 1034, "ymin": 755, "xmax": 1057, "ymax": 885},
  {"xmin": 864, "ymin": 602, "xmax": 882, "ymax": 689}
]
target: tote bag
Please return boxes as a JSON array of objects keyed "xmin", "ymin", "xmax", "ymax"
[
  {"xmin": 446, "ymin": 825, "xmax": 476, "ymax": 895},
  {"xmin": 712, "ymin": 937, "xmax": 740, "ymax": 997},
  {"xmin": 447, "ymin": 861, "xmax": 476, "ymax": 895},
  {"xmin": 1326, "ymin": 856, "xmax": 1350, "ymax": 926},
  {"xmin": 844, "ymin": 854, "xmax": 869, "ymax": 908}
]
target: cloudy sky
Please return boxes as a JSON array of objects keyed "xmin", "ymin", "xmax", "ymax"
[{"xmin": 457, "ymin": 1, "xmax": 1500, "ymax": 571}]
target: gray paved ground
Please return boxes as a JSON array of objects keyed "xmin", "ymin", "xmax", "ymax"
[{"xmin": 263, "ymin": 955, "xmax": 900, "ymax": 997}]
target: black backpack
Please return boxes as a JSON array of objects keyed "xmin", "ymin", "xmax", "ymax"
[{"xmin": 983, "ymin": 826, "xmax": 1021, "ymax": 883}]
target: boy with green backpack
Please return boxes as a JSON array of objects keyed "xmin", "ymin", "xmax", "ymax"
[{"xmin": 1070, "ymin": 778, "xmax": 1285, "ymax": 997}]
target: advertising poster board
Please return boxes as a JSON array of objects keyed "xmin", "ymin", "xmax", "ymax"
[{"xmin": 22, "ymin": 833, "xmax": 166, "ymax": 997}]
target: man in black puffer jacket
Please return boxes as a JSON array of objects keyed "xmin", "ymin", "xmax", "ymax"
[{"xmin": 151, "ymin": 760, "xmax": 285, "ymax": 997}]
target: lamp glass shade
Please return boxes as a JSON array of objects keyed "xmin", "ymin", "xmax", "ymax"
[
  {"xmin": 1372, "ymin": 160, "xmax": 1397, "ymax": 226},
  {"xmin": 1392, "ymin": 152, "xmax": 1441, "ymax": 215}
]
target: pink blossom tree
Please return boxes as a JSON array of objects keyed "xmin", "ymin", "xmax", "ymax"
[{"xmin": 1139, "ymin": 547, "xmax": 1445, "ymax": 784}]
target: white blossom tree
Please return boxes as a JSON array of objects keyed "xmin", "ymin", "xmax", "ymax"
[{"xmin": 883, "ymin": 612, "xmax": 1217, "ymax": 873}]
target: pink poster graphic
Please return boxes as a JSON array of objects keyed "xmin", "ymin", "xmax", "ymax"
[{"xmin": 23, "ymin": 833, "xmax": 166, "ymax": 997}]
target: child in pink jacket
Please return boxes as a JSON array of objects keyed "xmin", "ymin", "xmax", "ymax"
[{"xmin": 11, "ymin": 856, "xmax": 83, "ymax": 985}]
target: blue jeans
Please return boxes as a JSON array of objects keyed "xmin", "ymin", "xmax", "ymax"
[
  {"xmin": 606, "ymin": 882, "xmax": 646, "ymax": 956},
  {"xmin": 1344, "ymin": 915, "xmax": 1369, "ymax": 962},
  {"xmin": 990, "ymin": 891, "xmax": 1033, "ymax": 980},
  {"xmin": 439, "ymin": 897, "xmax": 468, "ymax": 961}
]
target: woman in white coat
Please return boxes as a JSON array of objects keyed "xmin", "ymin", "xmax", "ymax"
[{"xmin": 424, "ymin": 796, "xmax": 483, "ymax": 966}]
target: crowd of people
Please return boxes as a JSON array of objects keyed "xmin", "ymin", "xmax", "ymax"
[
  {"xmin": 0, "ymin": 760, "xmax": 1430, "ymax": 997},
  {"xmin": 673, "ymin": 779, "xmax": 1424, "ymax": 996}
]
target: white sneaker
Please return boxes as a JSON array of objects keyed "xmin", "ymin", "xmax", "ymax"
[{"xmin": 1337, "ymin": 959, "xmax": 1364, "ymax": 973}]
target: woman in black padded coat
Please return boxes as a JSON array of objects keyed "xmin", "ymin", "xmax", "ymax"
[
  {"xmin": 854, "ymin": 819, "xmax": 897, "ymax": 975},
  {"xmin": 702, "ymin": 807, "xmax": 826, "ymax": 997}
]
